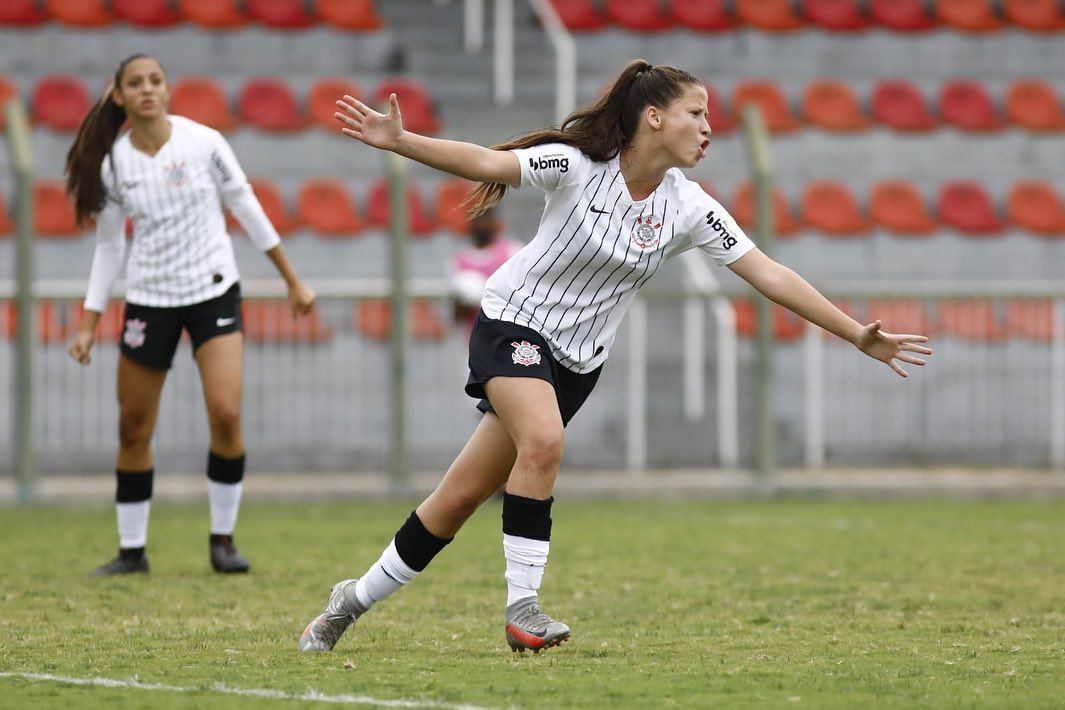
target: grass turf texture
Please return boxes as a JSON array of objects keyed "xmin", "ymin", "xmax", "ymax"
[{"xmin": 1, "ymin": 498, "xmax": 1062, "ymax": 709}]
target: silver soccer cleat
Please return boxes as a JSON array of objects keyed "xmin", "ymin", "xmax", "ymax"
[
  {"xmin": 504, "ymin": 597, "xmax": 571, "ymax": 653},
  {"xmin": 298, "ymin": 578, "xmax": 366, "ymax": 652}
]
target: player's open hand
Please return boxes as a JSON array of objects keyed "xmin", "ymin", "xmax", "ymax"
[
  {"xmin": 855, "ymin": 320, "xmax": 931, "ymax": 378},
  {"xmin": 335, "ymin": 93, "xmax": 403, "ymax": 150},
  {"xmin": 288, "ymin": 280, "xmax": 317, "ymax": 318},
  {"xmin": 68, "ymin": 330, "xmax": 96, "ymax": 365}
]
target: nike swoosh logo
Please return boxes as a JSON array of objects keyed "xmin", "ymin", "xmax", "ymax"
[
  {"xmin": 216, "ymin": 317, "xmax": 237, "ymax": 327},
  {"xmin": 590, "ymin": 205, "xmax": 609, "ymax": 215}
]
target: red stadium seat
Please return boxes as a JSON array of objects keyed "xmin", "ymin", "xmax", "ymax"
[
  {"xmin": 355, "ymin": 298, "xmax": 448, "ymax": 341},
  {"xmin": 1005, "ymin": 79, "xmax": 1065, "ymax": 131},
  {"xmin": 238, "ymin": 78, "xmax": 303, "ymax": 132},
  {"xmin": 731, "ymin": 299, "xmax": 806, "ymax": 341},
  {"xmin": 869, "ymin": 0, "xmax": 936, "ymax": 30},
  {"xmin": 1006, "ymin": 300, "xmax": 1055, "ymax": 342},
  {"xmin": 308, "ymin": 77, "xmax": 364, "ymax": 132},
  {"xmin": 548, "ymin": 0, "xmax": 607, "ymax": 30},
  {"xmin": 871, "ymin": 80, "xmax": 936, "ymax": 131},
  {"xmin": 0, "ymin": 76, "xmax": 19, "ymax": 132},
  {"xmin": 0, "ymin": 192, "xmax": 13, "ymax": 236},
  {"xmin": 229, "ymin": 179, "xmax": 294, "ymax": 235},
  {"xmin": 939, "ymin": 80, "xmax": 1002, "ymax": 131},
  {"xmin": 935, "ymin": 0, "xmax": 1002, "ymax": 31},
  {"xmin": 246, "ymin": 0, "xmax": 313, "ymax": 28},
  {"xmin": 32, "ymin": 75, "xmax": 91, "ymax": 131},
  {"xmin": 732, "ymin": 183, "xmax": 800, "ymax": 236},
  {"xmin": 804, "ymin": 0, "xmax": 870, "ymax": 31},
  {"xmin": 703, "ymin": 83, "xmax": 735, "ymax": 134},
  {"xmin": 46, "ymin": 0, "xmax": 113, "ymax": 26},
  {"xmin": 735, "ymin": 0, "xmax": 804, "ymax": 31},
  {"xmin": 938, "ymin": 300, "xmax": 1006, "ymax": 342},
  {"xmin": 113, "ymin": 0, "xmax": 182, "ymax": 27},
  {"xmin": 732, "ymin": 80, "xmax": 799, "ymax": 132},
  {"xmin": 242, "ymin": 300, "xmax": 333, "ymax": 343},
  {"xmin": 169, "ymin": 77, "xmax": 238, "ymax": 131},
  {"xmin": 802, "ymin": 80, "xmax": 868, "ymax": 131},
  {"xmin": 178, "ymin": 0, "xmax": 247, "ymax": 28},
  {"xmin": 801, "ymin": 181, "xmax": 870, "ymax": 236},
  {"xmin": 373, "ymin": 78, "xmax": 441, "ymax": 135},
  {"xmin": 1003, "ymin": 0, "xmax": 1065, "ymax": 30},
  {"xmin": 435, "ymin": 178, "xmax": 476, "ymax": 235},
  {"xmin": 366, "ymin": 180, "xmax": 436, "ymax": 236},
  {"xmin": 34, "ymin": 181, "xmax": 80, "ymax": 237},
  {"xmin": 606, "ymin": 0, "xmax": 672, "ymax": 30},
  {"xmin": 938, "ymin": 181, "xmax": 1004, "ymax": 235},
  {"xmin": 315, "ymin": 0, "xmax": 383, "ymax": 30},
  {"xmin": 870, "ymin": 180, "xmax": 937, "ymax": 235},
  {"xmin": 1008, "ymin": 181, "xmax": 1065, "ymax": 235},
  {"xmin": 669, "ymin": 0, "xmax": 736, "ymax": 31},
  {"xmin": 0, "ymin": 0, "xmax": 49, "ymax": 25},
  {"xmin": 296, "ymin": 179, "xmax": 364, "ymax": 236},
  {"xmin": 867, "ymin": 299, "xmax": 933, "ymax": 335}
]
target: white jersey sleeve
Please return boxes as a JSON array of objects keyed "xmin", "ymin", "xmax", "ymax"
[
  {"xmin": 83, "ymin": 162, "xmax": 129, "ymax": 313},
  {"xmin": 514, "ymin": 143, "xmax": 587, "ymax": 193},
  {"xmin": 675, "ymin": 177, "xmax": 756, "ymax": 265},
  {"xmin": 207, "ymin": 130, "xmax": 281, "ymax": 252}
]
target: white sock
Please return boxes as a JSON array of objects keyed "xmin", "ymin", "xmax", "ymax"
[
  {"xmin": 207, "ymin": 480, "xmax": 242, "ymax": 535},
  {"xmin": 354, "ymin": 540, "xmax": 420, "ymax": 610},
  {"xmin": 503, "ymin": 533, "xmax": 550, "ymax": 606},
  {"xmin": 117, "ymin": 501, "xmax": 151, "ymax": 549}
]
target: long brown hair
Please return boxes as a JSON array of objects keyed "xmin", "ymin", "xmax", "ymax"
[
  {"xmin": 466, "ymin": 59, "xmax": 701, "ymax": 217},
  {"xmin": 65, "ymin": 53, "xmax": 158, "ymax": 225}
]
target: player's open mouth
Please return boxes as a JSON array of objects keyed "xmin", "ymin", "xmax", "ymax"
[{"xmin": 698, "ymin": 139, "xmax": 710, "ymax": 158}]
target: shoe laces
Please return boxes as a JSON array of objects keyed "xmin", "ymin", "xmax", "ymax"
[{"xmin": 511, "ymin": 602, "xmax": 554, "ymax": 632}]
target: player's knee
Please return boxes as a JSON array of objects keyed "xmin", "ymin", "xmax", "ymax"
[
  {"xmin": 118, "ymin": 410, "xmax": 153, "ymax": 449},
  {"xmin": 518, "ymin": 431, "xmax": 564, "ymax": 473},
  {"xmin": 207, "ymin": 401, "xmax": 242, "ymax": 439}
]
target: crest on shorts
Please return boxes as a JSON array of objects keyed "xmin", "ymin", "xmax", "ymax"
[
  {"xmin": 511, "ymin": 340, "xmax": 541, "ymax": 366},
  {"xmin": 123, "ymin": 318, "xmax": 147, "ymax": 349},
  {"xmin": 166, "ymin": 161, "xmax": 187, "ymax": 186},
  {"xmin": 631, "ymin": 215, "xmax": 662, "ymax": 250}
]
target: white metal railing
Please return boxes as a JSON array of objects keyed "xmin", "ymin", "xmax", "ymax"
[{"xmin": 527, "ymin": 0, "xmax": 577, "ymax": 123}]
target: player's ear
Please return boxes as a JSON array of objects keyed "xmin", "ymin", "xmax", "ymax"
[{"xmin": 645, "ymin": 105, "xmax": 661, "ymax": 130}]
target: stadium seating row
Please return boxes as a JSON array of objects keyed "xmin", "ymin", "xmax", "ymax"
[
  {"xmin": 9, "ymin": 73, "xmax": 1065, "ymax": 136},
  {"xmin": 552, "ymin": 0, "xmax": 1065, "ymax": 34},
  {"xmin": 6, "ymin": 177, "xmax": 1061, "ymax": 240},
  {"xmin": 0, "ymin": 0, "xmax": 383, "ymax": 31}
]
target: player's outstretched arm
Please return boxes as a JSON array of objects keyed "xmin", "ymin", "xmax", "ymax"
[
  {"xmin": 728, "ymin": 248, "xmax": 932, "ymax": 378},
  {"xmin": 335, "ymin": 94, "xmax": 520, "ymax": 186}
]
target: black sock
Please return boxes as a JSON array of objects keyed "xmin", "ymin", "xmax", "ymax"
[{"xmin": 393, "ymin": 511, "xmax": 452, "ymax": 572}]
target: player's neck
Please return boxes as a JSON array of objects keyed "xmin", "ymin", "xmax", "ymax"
[{"xmin": 129, "ymin": 116, "xmax": 172, "ymax": 157}]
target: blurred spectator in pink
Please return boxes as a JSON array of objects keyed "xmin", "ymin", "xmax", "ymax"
[{"xmin": 449, "ymin": 207, "xmax": 521, "ymax": 340}]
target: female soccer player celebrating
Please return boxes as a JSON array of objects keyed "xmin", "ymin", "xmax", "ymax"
[
  {"xmin": 299, "ymin": 59, "xmax": 931, "ymax": 652},
  {"xmin": 66, "ymin": 54, "xmax": 317, "ymax": 576}
]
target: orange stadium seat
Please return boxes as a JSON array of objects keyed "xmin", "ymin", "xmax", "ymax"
[
  {"xmin": 548, "ymin": 0, "xmax": 607, "ymax": 30},
  {"xmin": 246, "ymin": 0, "xmax": 313, "ymax": 28},
  {"xmin": 935, "ymin": 0, "xmax": 1002, "ymax": 31},
  {"xmin": 315, "ymin": 0, "xmax": 383, "ymax": 30},
  {"xmin": 1008, "ymin": 181, "xmax": 1065, "ymax": 235},
  {"xmin": 732, "ymin": 80, "xmax": 799, "ymax": 132},
  {"xmin": 869, "ymin": 0, "xmax": 936, "ymax": 30},
  {"xmin": 179, "ymin": 0, "xmax": 246, "ymax": 28},
  {"xmin": 732, "ymin": 183, "xmax": 800, "ymax": 236},
  {"xmin": 669, "ymin": 0, "xmax": 736, "ymax": 31},
  {"xmin": 938, "ymin": 181, "xmax": 1004, "ymax": 235},
  {"xmin": 801, "ymin": 181, "xmax": 870, "ymax": 236},
  {"xmin": 114, "ymin": 0, "xmax": 182, "ymax": 27},
  {"xmin": 297, "ymin": 179, "xmax": 364, "ymax": 236},
  {"xmin": 704, "ymin": 83, "xmax": 735, "ymax": 134},
  {"xmin": 735, "ymin": 0, "xmax": 804, "ymax": 31},
  {"xmin": 34, "ymin": 181, "xmax": 80, "ymax": 237},
  {"xmin": 366, "ymin": 180, "xmax": 437, "ymax": 236},
  {"xmin": 238, "ymin": 78, "xmax": 303, "ymax": 132},
  {"xmin": 373, "ymin": 78, "xmax": 440, "ymax": 135},
  {"xmin": 732, "ymin": 299, "xmax": 806, "ymax": 341},
  {"xmin": 804, "ymin": 0, "xmax": 870, "ymax": 31},
  {"xmin": 0, "ymin": 0, "xmax": 49, "ymax": 25},
  {"xmin": 435, "ymin": 178, "xmax": 476, "ymax": 235},
  {"xmin": 939, "ymin": 80, "xmax": 1002, "ymax": 131},
  {"xmin": 0, "ymin": 76, "xmax": 19, "ymax": 132},
  {"xmin": 308, "ymin": 77, "xmax": 364, "ymax": 132},
  {"xmin": 1005, "ymin": 79, "xmax": 1065, "ymax": 131},
  {"xmin": 46, "ymin": 0, "xmax": 113, "ymax": 26},
  {"xmin": 938, "ymin": 300, "xmax": 1006, "ymax": 342},
  {"xmin": 355, "ymin": 299, "xmax": 448, "ymax": 341},
  {"xmin": 606, "ymin": 0, "xmax": 672, "ymax": 30},
  {"xmin": 228, "ymin": 179, "xmax": 294, "ymax": 235},
  {"xmin": 1006, "ymin": 300, "xmax": 1055, "ymax": 342},
  {"xmin": 242, "ymin": 300, "xmax": 333, "ymax": 343},
  {"xmin": 1003, "ymin": 0, "xmax": 1065, "ymax": 30},
  {"xmin": 169, "ymin": 77, "xmax": 238, "ymax": 131},
  {"xmin": 802, "ymin": 80, "xmax": 868, "ymax": 131},
  {"xmin": 871, "ymin": 80, "xmax": 936, "ymax": 131},
  {"xmin": 32, "ymin": 75, "xmax": 90, "ymax": 131},
  {"xmin": 870, "ymin": 180, "xmax": 937, "ymax": 235},
  {"xmin": 867, "ymin": 299, "xmax": 933, "ymax": 335}
]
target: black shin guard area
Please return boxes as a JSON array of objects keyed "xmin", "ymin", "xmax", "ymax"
[
  {"xmin": 393, "ymin": 511, "xmax": 452, "ymax": 572},
  {"xmin": 502, "ymin": 493, "xmax": 553, "ymax": 542},
  {"xmin": 115, "ymin": 469, "xmax": 153, "ymax": 503},
  {"xmin": 207, "ymin": 451, "xmax": 245, "ymax": 484}
]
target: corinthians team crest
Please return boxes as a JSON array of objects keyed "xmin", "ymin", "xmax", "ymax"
[
  {"xmin": 511, "ymin": 340, "xmax": 542, "ymax": 366},
  {"xmin": 631, "ymin": 215, "xmax": 662, "ymax": 249},
  {"xmin": 123, "ymin": 318, "xmax": 147, "ymax": 349},
  {"xmin": 166, "ymin": 161, "xmax": 188, "ymax": 186}
]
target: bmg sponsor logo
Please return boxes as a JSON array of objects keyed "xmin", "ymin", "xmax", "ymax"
[
  {"xmin": 705, "ymin": 210, "xmax": 738, "ymax": 249},
  {"xmin": 529, "ymin": 154, "xmax": 569, "ymax": 173}
]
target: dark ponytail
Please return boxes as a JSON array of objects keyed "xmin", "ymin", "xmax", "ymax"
[
  {"xmin": 64, "ymin": 53, "xmax": 151, "ymax": 225},
  {"xmin": 465, "ymin": 59, "xmax": 701, "ymax": 217}
]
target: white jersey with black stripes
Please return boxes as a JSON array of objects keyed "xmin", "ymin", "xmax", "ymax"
[{"xmin": 480, "ymin": 142, "xmax": 756, "ymax": 374}]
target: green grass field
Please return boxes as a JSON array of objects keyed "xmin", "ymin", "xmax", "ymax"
[{"xmin": 1, "ymin": 497, "xmax": 1062, "ymax": 709}]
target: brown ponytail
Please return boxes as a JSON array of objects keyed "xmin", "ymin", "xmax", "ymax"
[
  {"xmin": 64, "ymin": 53, "xmax": 152, "ymax": 225},
  {"xmin": 465, "ymin": 59, "xmax": 702, "ymax": 217}
]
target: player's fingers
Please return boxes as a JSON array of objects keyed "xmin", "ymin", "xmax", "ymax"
[
  {"xmin": 334, "ymin": 111, "xmax": 361, "ymax": 129},
  {"xmin": 896, "ymin": 353, "xmax": 926, "ymax": 366},
  {"xmin": 337, "ymin": 96, "xmax": 370, "ymax": 115},
  {"xmin": 899, "ymin": 341, "xmax": 933, "ymax": 355},
  {"xmin": 340, "ymin": 127, "xmax": 363, "ymax": 140},
  {"xmin": 888, "ymin": 359, "xmax": 908, "ymax": 378}
]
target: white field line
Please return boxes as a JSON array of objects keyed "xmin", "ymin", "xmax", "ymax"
[{"xmin": 0, "ymin": 672, "xmax": 504, "ymax": 710}]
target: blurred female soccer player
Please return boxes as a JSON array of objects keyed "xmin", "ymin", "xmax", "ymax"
[
  {"xmin": 65, "ymin": 54, "xmax": 317, "ymax": 576},
  {"xmin": 300, "ymin": 59, "xmax": 932, "ymax": 653}
]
